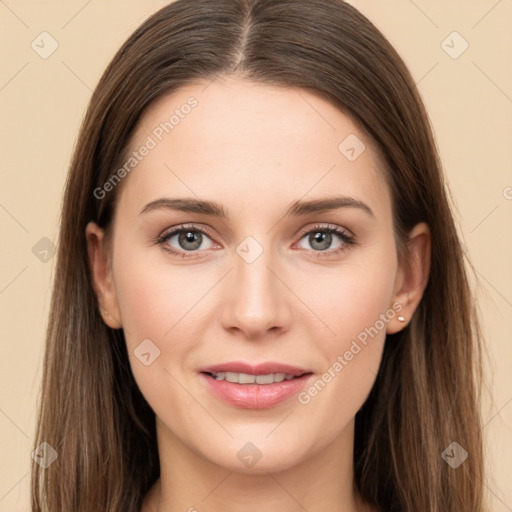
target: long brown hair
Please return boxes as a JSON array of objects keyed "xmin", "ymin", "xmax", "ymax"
[{"xmin": 31, "ymin": 1, "xmax": 486, "ymax": 510}]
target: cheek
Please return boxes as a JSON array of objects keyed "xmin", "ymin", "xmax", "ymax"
[
  {"xmin": 111, "ymin": 253, "xmax": 209, "ymax": 415},
  {"xmin": 294, "ymin": 242, "xmax": 397, "ymax": 416},
  {"xmin": 110, "ymin": 249, "xmax": 201, "ymax": 372},
  {"xmin": 299, "ymin": 241, "xmax": 397, "ymax": 344},
  {"xmin": 112, "ymin": 248, "xmax": 211, "ymax": 342},
  {"xmin": 115, "ymin": 267, "xmax": 172, "ymax": 340}
]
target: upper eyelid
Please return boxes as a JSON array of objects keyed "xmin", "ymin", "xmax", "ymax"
[{"xmin": 296, "ymin": 223, "xmax": 353, "ymax": 238}]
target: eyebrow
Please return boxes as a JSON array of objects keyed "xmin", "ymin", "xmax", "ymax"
[{"xmin": 139, "ymin": 196, "xmax": 375, "ymax": 219}]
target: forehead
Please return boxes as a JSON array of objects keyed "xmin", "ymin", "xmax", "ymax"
[{"xmin": 115, "ymin": 76, "xmax": 390, "ymax": 221}]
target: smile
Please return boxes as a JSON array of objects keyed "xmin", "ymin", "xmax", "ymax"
[
  {"xmin": 207, "ymin": 371, "xmax": 300, "ymax": 384},
  {"xmin": 199, "ymin": 371, "xmax": 314, "ymax": 409}
]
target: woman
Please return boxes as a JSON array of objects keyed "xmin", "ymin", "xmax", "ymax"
[{"xmin": 31, "ymin": 0, "xmax": 486, "ymax": 511}]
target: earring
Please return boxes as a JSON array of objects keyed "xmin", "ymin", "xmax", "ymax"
[
  {"xmin": 103, "ymin": 308, "xmax": 109, "ymax": 316},
  {"xmin": 398, "ymin": 315, "xmax": 405, "ymax": 322}
]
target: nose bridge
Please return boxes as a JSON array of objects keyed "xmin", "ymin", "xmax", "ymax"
[{"xmin": 220, "ymin": 233, "xmax": 290, "ymax": 337}]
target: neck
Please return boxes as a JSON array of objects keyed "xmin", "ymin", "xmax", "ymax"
[{"xmin": 142, "ymin": 417, "xmax": 373, "ymax": 512}]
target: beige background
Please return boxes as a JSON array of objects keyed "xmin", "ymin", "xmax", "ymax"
[{"xmin": 0, "ymin": 1, "xmax": 511, "ymax": 510}]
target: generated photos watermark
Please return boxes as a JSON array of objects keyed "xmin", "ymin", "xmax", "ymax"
[
  {"xmin": 93, "ymin": 96, "xmax": 198, "ymax": 200},
  {"xmin": 298, "ymin": 302, "xmax": 403, "ymax": 405}
]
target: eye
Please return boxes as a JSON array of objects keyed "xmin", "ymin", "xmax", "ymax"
[
  {"xmin": 155, "ymin": 223, "xmax": 356, "ymax": 259},
  {"xmin": 156, "ymin": 224, "xmax": 216, "ymax": 257},
  {"xmin": 295, "ymin": 224, "xmax": 356, "ymax": 257}
]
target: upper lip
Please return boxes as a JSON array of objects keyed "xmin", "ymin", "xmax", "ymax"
[{"xmin": 200, "ymin": 361, "xmax": 311, "ymax": 376}]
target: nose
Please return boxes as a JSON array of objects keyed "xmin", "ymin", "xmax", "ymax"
[{"xmin": 219, "ymin": 240, "xmax": 292, "ymax": 340}]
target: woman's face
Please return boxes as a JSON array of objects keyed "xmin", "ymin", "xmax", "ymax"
[{"xmin": 89, "ymin": 76, "xmax": 413, "ymax": 473}]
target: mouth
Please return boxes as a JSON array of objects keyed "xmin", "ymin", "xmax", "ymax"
[
  {"xmin": 201, "ymin": 371, "xmax": 310, "ymax": 384},
  {"xmin": 198, "ymin": 362, "xmax": 314, "ymax": 409}
]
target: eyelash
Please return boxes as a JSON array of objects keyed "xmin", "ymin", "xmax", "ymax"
[{"xmin": 155, "ymin": 223, "xmax": 356, "ymax": 259}]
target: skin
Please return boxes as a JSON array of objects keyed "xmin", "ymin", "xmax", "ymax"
[{"xmin": 86, "ymin": 76, "xmax": 430, "ymax": 512}]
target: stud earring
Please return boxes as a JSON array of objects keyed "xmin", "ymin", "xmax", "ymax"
[{"xmin": 398, "ymin": 315, "xmax": 405, "ymax": 322}]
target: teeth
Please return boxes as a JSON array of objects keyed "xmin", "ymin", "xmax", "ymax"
[{"xmin": 211, "ymin": 372, "xmax": 296, "ymax": 384}]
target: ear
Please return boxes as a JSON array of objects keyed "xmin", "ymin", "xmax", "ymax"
[
  {"xmin": 85, "ymin": 221, "xmax": 122, "ymax": 329},
  {"xmin": 387, "ymin": 222, "xmax": 431, "ymax": 334}
]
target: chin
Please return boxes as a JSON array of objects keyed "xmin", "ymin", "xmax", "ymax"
[{"xmin": 201, "ymin": 438, "xmax": 310, "ymax": 475}]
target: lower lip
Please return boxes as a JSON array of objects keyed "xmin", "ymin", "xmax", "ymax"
[{"xmin": 199, "ymin": 372, "xmax": 313, "ymax": 409}]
